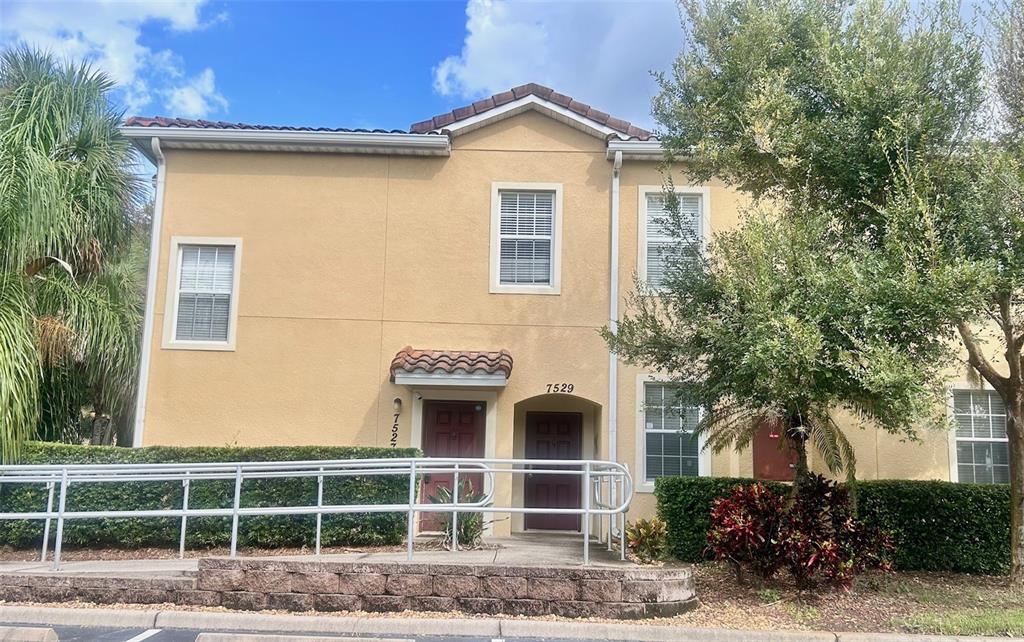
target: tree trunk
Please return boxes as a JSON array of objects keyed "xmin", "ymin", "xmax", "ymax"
[
  {"xmin": 787, "ymin": 414, "xmax": 810, "ymax": 493},
  {"xmin": 1009, "ymin": 390, "xmax": 1024, "ymax": 588}
]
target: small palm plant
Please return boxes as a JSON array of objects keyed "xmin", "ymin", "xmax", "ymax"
[{"xmin": 428, "ymin": 479, "xmax": 489, "ymax": 550}]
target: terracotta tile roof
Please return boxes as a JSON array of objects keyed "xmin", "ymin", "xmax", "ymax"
[
  {"xmin": 390, "ymin": 346, "xmax": 513, "ymax": 379},
  {"xmin": 124, "ymin": 116, "xmax": 413, "ymax": 135},
  {"xmin": 409, "ymin": 83, "xmax": 654, "ymax": 140}
]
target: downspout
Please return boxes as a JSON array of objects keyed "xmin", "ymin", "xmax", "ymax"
[
  {"xmin": 608, "ymin": 150, "xmax": 623, "ymax": 464},
  {"xmin": 132, "ymin": 137, "xmax": 166, "ymax": 447}
]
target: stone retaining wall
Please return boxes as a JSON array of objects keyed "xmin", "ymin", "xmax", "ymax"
[{"xmin": 0, "ymin": 558, "xmax": 696, "ymax": 620}]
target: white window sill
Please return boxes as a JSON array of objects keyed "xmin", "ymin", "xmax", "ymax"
[
  {"xmin": 489, "ymin": 284, "xmax": 561, "ymax": 295},
  {"xmin": 161, "ymin": 339, "xmax": 236, "ymax": 352}
]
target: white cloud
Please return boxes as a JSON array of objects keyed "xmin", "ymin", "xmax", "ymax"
[
  {"xmin": 163, "ymin": 68, "xmax": 228, "ymax": 118},
  {"xmin": 0, "ymin": 1, "xmax": 228, "ymax": 118},
  {"xmin": 434, "ymin": 0, "xmax": 682, "ymax": 129}
]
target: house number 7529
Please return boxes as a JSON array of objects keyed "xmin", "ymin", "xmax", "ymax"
[{"xmin": 546, "ymin": 383, "xmax": 574, "ymax": 394}]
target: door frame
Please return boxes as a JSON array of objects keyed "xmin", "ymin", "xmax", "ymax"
[
  {"xmin": 523, "ymin": 410, "xmax": 584, "ymax": 533},
  {"xmin": 410, "ymin": 389, "xmax": 497, "ymax": 535}
]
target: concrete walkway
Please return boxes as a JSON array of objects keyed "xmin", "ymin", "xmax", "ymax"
[{"xmin": 0, "ymin": 534, "xmax": 633, "ymax": 577}]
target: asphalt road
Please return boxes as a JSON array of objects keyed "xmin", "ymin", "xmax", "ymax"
[{"xmin": 50, "ymin": 626, "xmax": 595, "ymax": 642}]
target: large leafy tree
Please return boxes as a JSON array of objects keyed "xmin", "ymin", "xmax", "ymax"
[
  {"xmin": 621, "ymin": 0, "xmax": 1024, "ymax": 582},
  {"xmin": 609, "ymin": 0, "xmax": 983, "ymax": 478},
  {"xmin": 0, "ymin": 47, "xmax": 145, "ymax": 460}
]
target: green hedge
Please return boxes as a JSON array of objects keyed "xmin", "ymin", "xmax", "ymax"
[
  {"xmin": 0, "ymin": 442, "xmax": 419, "ymax": 550},
  {"xmin": 654, "ymin": 476, "xmax": 788, "ymax": 562},
  {"xmin": 856, "ymin": 480, "xmax": 1010, "ymax": 575},
  {"xmin": 654, "ymin": 475, "xmax": 1011, "ymax": 574}
]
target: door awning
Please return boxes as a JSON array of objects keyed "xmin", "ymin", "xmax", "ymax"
[{"xmin": 389, "ymin": 346, "xmax": 513, "ymax": 387}]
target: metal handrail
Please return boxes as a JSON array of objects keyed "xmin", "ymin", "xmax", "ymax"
[{"xmin": 0, "ymin": 457, "xmax": 633, "ymax": 569}]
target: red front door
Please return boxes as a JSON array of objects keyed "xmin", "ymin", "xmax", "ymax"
[
  {"xmin": 524, "ymin": 412, "xmax": 583, "ymax": 531},
  {"xmin": 752, "ymin": 418, "xmax": 797, "ymax": 481},
  {"xmin": 421, "ymin": 401, "xmax": 485, "ymax": 531}
]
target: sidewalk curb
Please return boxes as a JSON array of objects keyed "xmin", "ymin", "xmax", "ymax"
[
  {"xmin": 0, "ymin": 606, "xmax": 158, "ymax": 628},
  {"xmin": 0, "ymin": 626, "xmax": 57, "ymax": 642},
  {"xmin": 0, "ymin": 606, "xmax": 1008, "ymax": 641},
  {"xmin": 153, "ymin": 611, "xmax": 499, "ymax": 637}
]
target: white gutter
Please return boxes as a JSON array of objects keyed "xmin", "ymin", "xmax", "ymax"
[
  {"xmin": 606, "ymin": 139, "xmax": 663, "ymax": 160},
  {"xmin": 608, "ymin": 150, "xmax": 623, "ymax": 465},
  {"xmin": 120, "ymin": 127, "xmax": 450, "ymax": 161},
  {"xmin": 132, "ymin": 137, "xmax": 166, "ymax": 447}
]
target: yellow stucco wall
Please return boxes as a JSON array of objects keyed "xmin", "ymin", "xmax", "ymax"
[{"xmin": 142, "ymin": 108, "xmax": 964, "ymax": 531}]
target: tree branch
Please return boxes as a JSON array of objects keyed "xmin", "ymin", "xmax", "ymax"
[{"xmin": 957, "ymin": 321, "xmax": 1009, "ymax": 394}]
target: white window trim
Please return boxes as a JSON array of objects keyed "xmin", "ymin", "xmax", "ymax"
[
  {"xmin": 635, "ymin": 373, "xmax": 711, "ymax": 493},
  {"xmin": 946, "ymin": 382, "xmax": 1009, "ymax": 483},
  {"xmin": 489, "ymin": 182, "xmax": 563, "ymax": 295},
  {"xmin": 637, "ymin": 185, "xmax": 710, "ymax": 292},
  {"xmin": 161, "ymin": 236, "xmax": 243, "ymax": 352}
]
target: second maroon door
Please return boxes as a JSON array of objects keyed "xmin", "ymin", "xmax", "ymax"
[
  {"xmin": 421, "ymin": 401, "xmax": 485, "ymax": 531},
  {"xmin": 752, "ymin": 418, "xmax": 798, "ymax": 481},
  {"xmin": 524, "ymin": 412, "xmax": 583, "ymax": 531}
]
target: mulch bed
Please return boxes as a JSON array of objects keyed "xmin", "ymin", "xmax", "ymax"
[{"xmin": 666, "ymin": 562, "xmax": 1020, "ymax": 632}]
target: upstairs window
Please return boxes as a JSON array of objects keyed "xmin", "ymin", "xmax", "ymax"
[
  {"xmin": 175, "ymin": 245, "xmax": 235, "ymax": 341},
  {"xmin": 163, "ymin": 237, "xmax": 242, "ymax": 351},
  {"xmin": 641, "ymin": 189, "xmax": 704, "ymax": 289},
  {"xmin": 490, "ymin": 183, "xmax": 562, "ymax": 294},
  {"xmin": 953, "ymin": 389, "xmax": 1009, "ymax": 484}
]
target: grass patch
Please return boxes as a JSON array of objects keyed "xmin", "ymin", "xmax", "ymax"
[{"xmin": 898, "ymin": 608, "xmax": 1024, "ymax": 636}]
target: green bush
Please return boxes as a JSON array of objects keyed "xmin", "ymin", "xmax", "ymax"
[
  {"xmin": 655, "ymin": 476, "xmax": 788, "ymax": 562},
  {"xmin": 856, "ymin": 480, "xmax": 1010, "ymax": 575},
  {"xmin": 0, "ymin": 442, "xmax": 419, "ymax": 551},
  {"xmin": 655, "ymin": 475, "xmax": 1011, "ymax": 575}
]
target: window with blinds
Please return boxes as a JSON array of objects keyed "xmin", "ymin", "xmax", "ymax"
[
  {"xmin": 498, "ymin": 190, "xmax": 554, "ymax": 285},
  {"xmin": 644, "ymin": 192, "xmax": 702, "ymax": 288},
  {"xmin": 174, "ymin": 244, "xmax": 235, "ymax": 342},
  {"xmin": 953, "ymin": 389, "xmax": 1009, "ymax": 484},
  {"xmin": 643, "ymin": 382, "xmax": 701, "ymax": 481}
]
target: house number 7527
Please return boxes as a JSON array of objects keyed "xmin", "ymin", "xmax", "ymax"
[{"xmin": 546, "ymin": 383, "xmax": 574, "ymax": 394}]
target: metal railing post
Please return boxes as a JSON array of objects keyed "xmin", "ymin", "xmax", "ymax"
[
  {"xmin": 619, "ymin": 476, "xmax": 626, "ymax": 561},
  {"xmin": 51, "ymin": 469, "xmax": 68, "ymax": 571},
  {"xmin": 452, "ymin": 464, "xmax": 459, "ymax": 552},
  {"xmin": 229, "ymin": 465, "xmax": 242, "ymax": 558},
  {"xmin": 315, "ymin": 467, "xmax": 324, "ymax": 556},
  {"xmin": 40, "ymin": 481, "xmax": 54, "ymax": 562},
  {"xmin": 179, "ymin": 473, "xmax": 190, "ymax": 559},
  {"xmin": 583, "ymin": 461, "xmax": 591, "ymax": 565},
  {"xmin": 406, "ymin": 460, "xmax": 416, "ymax": 561}
]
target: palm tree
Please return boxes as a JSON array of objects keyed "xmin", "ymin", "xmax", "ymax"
[{"xmin": 0, "ymin": 47, "xmax": 145, "ymax": 461}]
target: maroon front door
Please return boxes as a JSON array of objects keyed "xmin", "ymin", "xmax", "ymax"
[
  {"xmin": 524, "ymin": 412, "xmax": 583, "ymax": 531},
  {"xmin": 421, "ymin": 401, "xmax": 485, "ymax": 531},
  {"xmin": 752, "ymin": 418, "xmax": 797, "ymax": 481}
]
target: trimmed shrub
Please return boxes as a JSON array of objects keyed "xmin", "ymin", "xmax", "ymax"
[
  {"xmin": 856, "ymin": 480, "xmax": 1010, "ymax": 575},
  {"xmin": 656, "ymin": 475, "xmax": 1011, "ymax": 575},
  {"xmin": 655, "ymin": 476, "xmax": 787, "ymax": 562},
  {"xmin": 0, "ymin": 442, "xmax": 419, "ymax": 550}
]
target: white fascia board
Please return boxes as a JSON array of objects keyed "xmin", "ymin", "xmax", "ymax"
[
  {"xmin": 392, "ymin": 372, "xmax": 508, "ymax": 388},
  {"xmin": 605, "ymin": 139, "xmax": 665, "ymax": 160},
  {"xmin": 439, "ymin": 95, "xmax": 620, "ymax": 139},
  {"xmin": 121, "ymin": 127, "xmax": 450, "ymax": 161}
]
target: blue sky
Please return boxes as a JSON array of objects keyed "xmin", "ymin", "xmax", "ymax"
[{"xmin": 0, "ymin": 0, "xmax": 683, "ymax": 132}]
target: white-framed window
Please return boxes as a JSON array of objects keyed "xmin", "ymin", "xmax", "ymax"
[
  {"xmin": 162, "ymin": 236, "xmax": 242, "ymax": 351},
  {"xmin": 952, "ymin": 388, "xmax": 1009, "ymax": 484},
  {"xmin": 489, "ymin": 182, "xmax": 562, "ymax": 295},
  {"xmin": 638, "ymin": 186, "xmax": 708, "ymax": 289},
  {"xmin": 635, "ymin": 374, "xmax": 709, "ymax": 492}
]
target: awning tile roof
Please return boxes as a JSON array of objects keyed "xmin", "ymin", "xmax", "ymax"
[{"xmin": 390, "ymin": 346, "xmax": 513, "ymax": 379}]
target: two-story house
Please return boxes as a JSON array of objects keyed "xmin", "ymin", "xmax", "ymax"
[{"xmin": 123, "ymin": 83, "xmax": 1006, "ymax": 536}]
